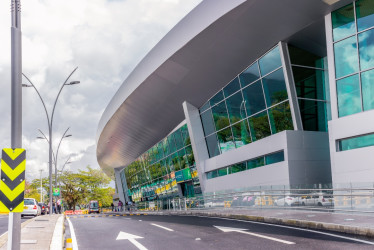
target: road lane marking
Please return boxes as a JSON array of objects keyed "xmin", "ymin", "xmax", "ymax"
[
  {"xmin": 116, "ymin": 231, "xmax": 148, "ymax": 250},
  {"xmin": 214, "ymin": 225, "xmax": 295, "ymax": 245},
  {"xmin": 198, "ymin": 216, "xmax": 374, "ymax": 246},
  {"xmin": 151, "ymin": 223, "xmax": 174, "ymax": 232},
  {"xmin": 67, "ymin": 217, "xmax": 79, "ymax": 250}
]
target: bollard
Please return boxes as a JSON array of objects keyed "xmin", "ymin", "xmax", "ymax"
[{"xmin": 66, "ymin": 238, "xmax": 73, "ymax": 250}]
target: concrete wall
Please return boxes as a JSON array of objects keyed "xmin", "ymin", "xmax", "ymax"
[
  {"xmin": 328, "ymin": 110, "xmax": 374, "ymax": 184},
  {"xmin": 202, "ymin": 131, "xmax": 331, "ymax": 193}
]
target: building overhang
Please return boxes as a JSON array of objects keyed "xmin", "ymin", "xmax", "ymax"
[{"xmin": 96, "ymin": 0, "xmax": 353, "ymax": 177}]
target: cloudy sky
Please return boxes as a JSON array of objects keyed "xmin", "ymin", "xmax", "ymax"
[{"xmin": 0, "ymin": 0, "xmax": 201, "ymax": 182}]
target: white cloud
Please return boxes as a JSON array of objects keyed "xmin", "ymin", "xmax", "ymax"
[{"xmin": 0, "ymin": 0, "xmax": 202, "ymax": 182}]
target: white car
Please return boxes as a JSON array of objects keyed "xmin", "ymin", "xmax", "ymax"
[
  {"xmin": 302, "ymin": 193, "xmax": 334, "ymax": 207},
  {"xmin": 21, "ymin": 198, "xmax": 41, "ymax": 217},
  {"xmin": 274, "ymin": 195, "xmax": 302, "ymax": 206}
]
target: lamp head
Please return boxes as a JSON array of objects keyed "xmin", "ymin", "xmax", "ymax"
[
  {"xmin": 66, "ymin": 81, "xmax": 80, "ymax": 85},
  {"xmin": 22, "ymin": 84, "xmax": 32, "ymax": 87}
]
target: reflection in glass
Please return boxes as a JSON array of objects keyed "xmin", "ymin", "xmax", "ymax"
[
  {"xmin": 248, "ymin": 111, "xmax": 271, "ymax": 141},
  {"xmin": 185, "ymin": 146, "xmax": 195, "ymax": 166},
  {"xmin": 268, "ymin": 101, "xmax": 294, "ymax": 134},
  {"xmin": 239, "ymin": 62, "xmax": 260, "ymax": 87},
  {"xmin": 337, "ymin": 74, "xmax": 361, "ymax": 117},
  {"xmin": 293, "ymin": 67, "xmax": 326, "ymax": 100},
  {"xmin": 210, "ymin": 91, "xmax": 224, "ymax": 106},
  {"xmin": 242, "ymin": 80, "xmax": 266, "ymax": 116},
  {"xmin": 226, "ymin": 92, "xmax": 246, "ymax": 124},
  {"xmin": 200, "ymin": 102, "xmax": 210, "ymax": 113},
  {"xmin": 206, "ymin": 134, "xmax": 220, "ymax": 157},
  {"xmin": 247, "ymin": 157, "xmax": 265, "ymax": 169},
  {"xmin": 217, "ymin": 127, "xmax": 235, "ymax": 153},
  {"xmin": 298, "ymin": 99, "xmax": 328, "ymax": 132},
  {"xmin": 201, "ymin": 109, "xmax": 215, "ymax": 136},
  {"xmin": 288, "ymin": 45, "xmax": 325, "ymax": 68},
  {"xmin": 174, "ymin": 130, "xmax": 184, "ymax": 150},
  {"xmin": 331, "ymin": 3, "xmax": 356, "ymax": 41},
  {"xmin": 168, "ymin": 135, "xmax": 176, "ymax": 154},
  {"xmin": 334, "ymin": 36, "xmax": 359, "ymax": 78},
  {"xmin": 230, "ymin": 163, "xmax": 247, "ymax": 174},
  {"xmin": 172, "ymin": 152, "xmax": 180, "ymax": 172},
  {"xmin": 223, "ymin": 77, "xmax": 240, "ymax": 97},
  {"xmin": 356, "ymin": 0, "xmax": 374, "ymax": 32},
  {"xmin": 262, "ymin": 69, "xmax": 288, "ymax": 107},
  {"xmin": 232, "ymin": 120, "xmax": 251, "ymax": 148},
  {"xmin": 218, "ymin": 168, "xmax": 228, "ymax": 177},
  {"xmin": 259, "ymin": 46, "xmax": 282, "ymax": 76},
  {"xmin": 211, "ymin": 101, "xmax": 230, "ymax": 131},
  {"xmin": 339, "ymin": 133, "xmax": 374, "ymax": 151},
  {"xmin": 265, "ymin": 151, "xmax": 284, "ymax": 165},
  {"xmin": 358, "ymin": 28, "xmax": 374, "ymax": 71},
  {"xmin": 361, "ymin": 69, "xmax": 374, "ymax": 111}
]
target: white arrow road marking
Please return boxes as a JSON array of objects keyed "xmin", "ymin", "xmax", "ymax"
[
  {"xmin": 151, "ymin": 223, "xmax": 174, "ymax": 231},
  {"xmin": 214, "ymin": 226, "xmax": 295, "ymax": 245},
  {"xmin": 116, "ymin": 231, "xmax": 148, "ymax": 250}
]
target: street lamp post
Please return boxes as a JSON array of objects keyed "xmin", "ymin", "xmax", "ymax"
[
  {"xmin": 22, "ymin": 68, "xmax": 80, "ymax": 215},
  {"xmin": 37, "ymin": 127, "xmax": 72, "ymax": 186}
]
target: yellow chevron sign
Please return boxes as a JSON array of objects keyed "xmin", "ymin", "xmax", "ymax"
[{"xmin": 0, "ymin": 148, "xmax": 26, "ymax": 213}]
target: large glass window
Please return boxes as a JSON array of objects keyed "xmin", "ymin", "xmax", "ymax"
[
  {"xmin": 217, "ymin": 127, "xmax": 235, "ymax": 153},
  {"xmin": 331, "ymin": 3, "xmax": 356, "ymax": 41},
  {"xmin": 293, "ymin": 67, "xmax": 326, "ymax": 100},
  {"xmin": 337, "ymin": 74, "xmax": 361, "ymax": 117},
  {"xmin": 334, "ymin": 36, "xmax": 359, "ymax": 78},
  {"xmin": 232, "ymin": 121, "xmax": 251, "ymax": 148},
  {"xmin": 259, "ymin": 46, "xmax": 282, "ymax": 76},
  {"xmin": 268, "ymin": 101, "xmax": 293, "ymax": 134},
  {"xmin": 331, "ymin": 1, "xmax": 374, "ymax": 118},
  {"xmin": 226, "ymin": 92, "xmax": 246, "ymax": 124},
  {"xmin": 200, "ymin": 45, "xmax": 293, "ymax": 158},
  {"xmin": 298, "ymin": 99, "xmax": 328, "ymax": 132},
  {"xmin": 211, "ymin": 101, "xmax": 230, "ymax": 131},
  {"xmin": 358, "ymin": 28, "xmax": 374, "ymax": 70},
  {"xmin": 262, "ymin": 69, "xmax": 288, "ymax": 107},
  {"xmin": 229, "ymin": 163, "xmax": 247, "ymax": 174},
  {"xmin": 361, "ymin": 69, "xmax": 374, "ymax": 111},
  {"xmin": 356, "ymin": 0, "xmax": 374, "ymax": 32},
  {"xmin": 248, "ymin": 111, "xmax": 271, "ymax": 141},
  {"xmin": 242, "ymin": 80, "xmax": 266, "ymax": 116},
  {"xmin": 239, "ymin": 62, "xmax": 260, "ymax": 87},
  {"xmin": 265, "ymin": 151, "xmax": 285, "ymax": 165}
]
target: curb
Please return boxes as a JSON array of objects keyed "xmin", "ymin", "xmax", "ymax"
[
  {"xmin": 0, "ymin": 215, "xmax": 39, "ymax": 248},
  {"xmin": 50, "ymin": 215, "xmax": 64, "ymax": 250},
  {"xmin": 116, "ymin": 210, "xmax": 374, "ymax": 238}
]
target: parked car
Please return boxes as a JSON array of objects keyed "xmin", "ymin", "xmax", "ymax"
[
  {"xmin": 274, "ymin": 195, "xmax": 302, "ymax": 206},
  {"xmin": 38, "ymin": 202, "xmax": 48, "ymax": 215},
  {"xmin": 302, "ymin": 193, "xmax": 334, "ymax": 206},
  {"xmin": 231, "ymin": 195, "xmax": 256, "ymax": 207},
  {"xmin": 88, "ymin": 200, "xmax": 100, "ymax": 214},
  {"xmin": 22, "ymin": 198, "xmax": 41, "ymax": 217}
]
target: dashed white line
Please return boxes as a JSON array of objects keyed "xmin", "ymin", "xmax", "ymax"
[{"xmin": 151, "ymin": 223, "xmax": 174, "ymax": 231}]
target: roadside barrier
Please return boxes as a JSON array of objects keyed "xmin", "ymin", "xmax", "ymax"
[
  {"xmin": 66, "ymin": 238, "xmax": 73, "ymax": 250},
  {"xmin": 65, "ymin": 210, "xmax": 74, "ymax": 215}
]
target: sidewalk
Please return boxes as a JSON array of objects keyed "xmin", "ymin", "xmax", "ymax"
[
  {"xmin": 0, "ymin": 214, "xmax": 64, "ymax": 250},
  {"xmin": 106, "ymin": 208, "xmax": 374, "ymax": 237}
]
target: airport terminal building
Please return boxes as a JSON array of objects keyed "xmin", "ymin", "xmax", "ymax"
[{"xmin": 97, "ymin": 0, "xmax": 374, "ymax": 203}]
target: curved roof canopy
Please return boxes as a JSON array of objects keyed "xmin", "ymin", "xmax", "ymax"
[{"xmin": 97, "ymin": 0, "xmax": 350, "ymax": 177}]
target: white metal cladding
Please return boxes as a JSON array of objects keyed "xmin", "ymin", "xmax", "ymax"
[{"xmin": 96, "ymin": 0, "xmax": 352, "ymax": 177}]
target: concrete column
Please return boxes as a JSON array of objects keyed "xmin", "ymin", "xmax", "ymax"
[
  {"xmin": 183, "ymin": 101, "xmax": 209, "ymax": 193},
  {"xmin": 114, "ymin": 168, "xmax": 128, "ymax": 203}
]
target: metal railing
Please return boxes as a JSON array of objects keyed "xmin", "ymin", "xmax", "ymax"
[{"xmin": 132, "ymin": 187, "xmax": 374, "ymax": 214}]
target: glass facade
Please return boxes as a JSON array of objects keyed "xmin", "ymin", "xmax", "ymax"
[
  {"xmin": 199, "ymin": 46, "xmax": 293, "ymax": 158},
  {"xmin": 206, "ymin": 151, "xmax": 285, "ymax": 180},
  {"xmin": 122, "ymin": 124, "xmax": 199, "ymax": 202},
  {"xmin": 332, "ymin": 1, "xmax": 374, "ymax": 117},
  {"xmin": 288, "ymin": 45, "xmax": 330, "ymax": 131}
]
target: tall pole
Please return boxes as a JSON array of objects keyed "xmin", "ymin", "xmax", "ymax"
[{"xmin": 9, "ymin": 0, "xmax": 22, "ymax": 249}]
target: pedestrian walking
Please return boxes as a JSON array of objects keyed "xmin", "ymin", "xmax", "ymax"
[
  {"xmin": 111, "ymin": 202, "xmax": 114, "ymax": 211},
  {"xmin": 57, "ymin": 199, "xmax": 61, "ymax": 214},
  {"xmin": 118, "ymin": 200, "xmax": 123, "ymax": 212}
]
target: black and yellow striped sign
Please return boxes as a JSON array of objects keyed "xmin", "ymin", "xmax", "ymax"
[{"xmin": 0, "ymin": 148, "xmax": 26, "ymax": 213}]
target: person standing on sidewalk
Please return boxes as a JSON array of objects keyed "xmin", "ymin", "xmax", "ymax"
[{"xmin": 57, "ymin": 199, "xmax": 61, "ymax": 214}]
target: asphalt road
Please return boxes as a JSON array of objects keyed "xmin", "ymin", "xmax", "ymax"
[
  {"xmin": 67, "ymin": 214, "xmax": 374, "ymax": 250},
  {"xmin": 0, "ymin": 215, "xmax": 34, "ymax": 237}
]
